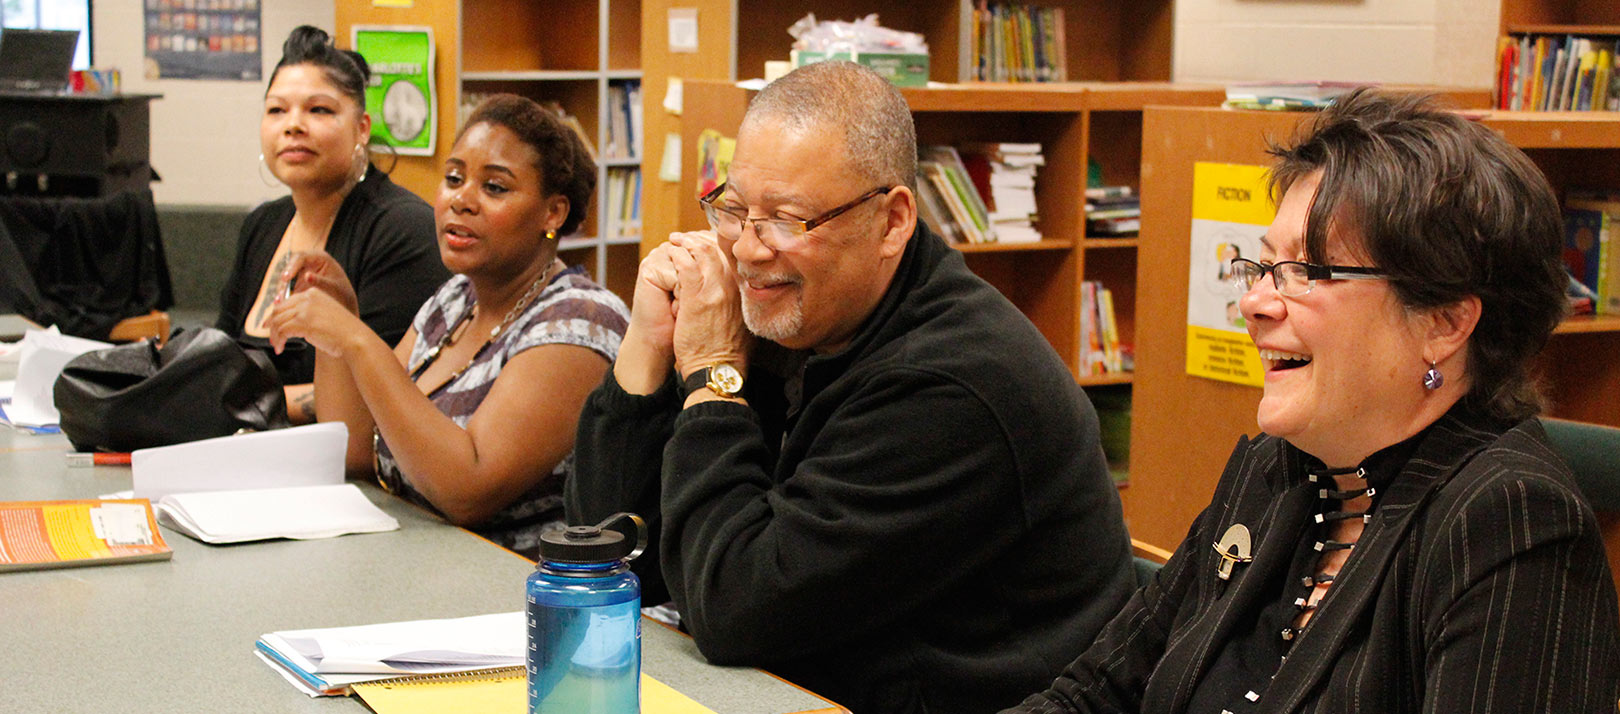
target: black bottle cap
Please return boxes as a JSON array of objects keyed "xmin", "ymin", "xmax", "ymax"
[{"xmin": 538, "ymin": 512, "xmax": 646, "ymax": 564}]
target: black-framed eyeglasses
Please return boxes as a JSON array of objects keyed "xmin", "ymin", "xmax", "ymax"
[
  {"xmin": 1228, "ymin": 257, "xmax": 1387, "ymax": 297},
  {"xmin": 699, "ymin": 183, "xmax": 893, "ymax": 251}
]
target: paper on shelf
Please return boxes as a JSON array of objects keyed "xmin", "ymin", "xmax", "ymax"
[
  {"xmin": 155, "ymin": 483, "xmax": 399, "ymax": 544},
  {"xmin": 10, "ymin": 328, "xmax": 111, "ymax": 427},
  {"xmin": 131, "ymin": 421, "xmax": 347, "ymax": 499}
]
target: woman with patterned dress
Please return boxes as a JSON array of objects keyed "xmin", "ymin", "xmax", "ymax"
[{"xmin": 267, "ymin": 95, "xmax": 628, "ymax": 558}]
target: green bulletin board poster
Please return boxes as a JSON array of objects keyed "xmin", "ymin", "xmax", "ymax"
[{"xmin": 352, "ymin": 26, "xmax": 435, "ymax": 156}]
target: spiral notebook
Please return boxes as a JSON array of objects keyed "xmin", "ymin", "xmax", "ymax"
[{"xmin": 350, "ymin": 668, "xmax": 716, "ymax": 714}]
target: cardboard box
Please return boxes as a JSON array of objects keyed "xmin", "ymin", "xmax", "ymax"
[{"xmin": 791, "ymin": 49, "xmax": 929, "ymax": 87}]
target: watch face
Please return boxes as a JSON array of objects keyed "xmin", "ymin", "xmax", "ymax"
[{"xmin": 708, "ymin": 364, "xmax": 744, "ymax": 396}]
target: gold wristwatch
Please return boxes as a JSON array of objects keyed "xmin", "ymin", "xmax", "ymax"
[{"xmin": 683, "ymin": 363, "xmax": 744, "ymax": 399}]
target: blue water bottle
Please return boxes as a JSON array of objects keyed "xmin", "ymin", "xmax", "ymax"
[{"xmin": 527, "ymin": 512, "xmax": 646, "ymax": 714}]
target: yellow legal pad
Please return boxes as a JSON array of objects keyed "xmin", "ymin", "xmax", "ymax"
[{"xmin": 351, "ymin": 669, "xmax": 715, "ymax": 714}]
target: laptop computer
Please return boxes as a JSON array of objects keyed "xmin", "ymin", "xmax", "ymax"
[{"xmin": 0, "ymin": 28, "xmax": 80, "ymax": 94}]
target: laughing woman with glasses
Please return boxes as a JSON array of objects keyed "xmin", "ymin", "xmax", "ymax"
[{"xmin": 1008, "ymin": 89, "xmax": 1618, "ymax": 713}]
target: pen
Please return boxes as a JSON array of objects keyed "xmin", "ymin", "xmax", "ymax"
[{"xmin": 66, "ymin": 452, "xmax": 132, "ymax": 466}]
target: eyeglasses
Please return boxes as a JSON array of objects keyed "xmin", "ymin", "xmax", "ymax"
[
  {"xmin": 1228, "ymin": 258, "xmax": 1387, "ymax": 297},
  {"xmin": 698, "ymin": 183, "xmax": 892, "ymax": 252}
]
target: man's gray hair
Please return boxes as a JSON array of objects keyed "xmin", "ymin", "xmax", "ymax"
[{"xmin": 743, "ymin": 60, "xmax": 917, "ymax": 191}]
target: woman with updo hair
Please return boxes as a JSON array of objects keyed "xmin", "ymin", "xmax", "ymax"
[
  {"xmin": 267, "ymin": 94, "xmax": 629, "ymax": 559},
  {"xmin": 217, "ymin": 25, "xmax": 446, "ymax": 423}
]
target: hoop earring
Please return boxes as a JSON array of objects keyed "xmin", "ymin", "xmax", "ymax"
[
  {"xmin": 353, "ymin": 143, "xmax": 369, "ymax": 184},
  {"xmin": 1422, "ymin": 361, "xmax": 1444, "ymax": 391},
  {"xmin": 257, "ymin": 154, "xmax": 281, "ymax": 187}
]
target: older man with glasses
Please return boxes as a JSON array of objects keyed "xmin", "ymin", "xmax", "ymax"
[{"xmin": 566, "ymin": 60, "xmax": 1135, "ymax": 714}]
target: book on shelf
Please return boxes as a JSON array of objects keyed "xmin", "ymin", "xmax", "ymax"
[
  {"xmin": 970, "ymin": 3, "xmax": 1067, "ymax": 83},
  {"xmin": 605, "ymin": 80, "xmax": 642, "ymax": 160},
  {"xmin": 921, "ymin": 145, "xmax": 999, "ymax": 243},
  {"xmin": 605, "ymin": 167, "xmax": 642, "ymax": 239},
  {"xmin": 0, "ymin": 499, "xmax": 171, "ymax": 572},
  {"xmin": 1085, "ymin": 185, "xmax": 1133, "ymax": 201},
  {"xmin": 1086, "ymin": 184, "xmax": 1140, "ymax": 237},
  {"xmin": 915, "ymin": 170, "xmax": 965, "ymax": 244},
  {"xmin": 1496, "ymin": 33, "xmax": 1620, "ymax": 111},
  {"xmin": 921, "ymin": 161, "xmax": 988, "ymax": 243},
  {"xmin": 961, "ymin": 142, "xmax": 1044, "ymax": 244},
  {"xmin": 1222, "ymin": 81, "xmax": 1364, "ymax": 111},
  {"xmin": 1079, "ymin": 281, "xmax": 1127, "ymax": 376},
  {"xmin": 1563, "ymin": 191, "xmax": 1620, "ymax": 315}
]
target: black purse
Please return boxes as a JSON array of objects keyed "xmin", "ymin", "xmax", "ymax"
[{"xmin": 53, "ymin": 327, "xmax": 289, "ymax": 452}]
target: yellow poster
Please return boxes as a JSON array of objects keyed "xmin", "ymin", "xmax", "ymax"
[{"xmin": 1186, "ymin": 162, "xmax": 1273, "ymax": 387}]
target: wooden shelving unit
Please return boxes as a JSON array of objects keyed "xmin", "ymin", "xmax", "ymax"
[
  {"xmin": 675, "ymin": 79, "xmax": 1222, "ymax": 384},
  {"xmin": 1127, "ymin": 104, "xmax": 1620, "ymax": 598},
  {"xmin": 640, "ymin": 0, "xmax": 1193, "ymax": 267},
  {"xmin": 336, "ymin": 1, "xmax": 642, "ymax": 305},
  {"xmin": 460, "ymin": 0, "xmax": 642, "ymax": 303}
]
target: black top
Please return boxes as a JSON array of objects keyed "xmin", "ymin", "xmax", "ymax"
[
  {"xmin": 567, "ymin": 222, "xmax": 1137, "ymax": 714},
  {"xmin": 1007, "ymin": 407, "xmax": 1620, "ymax": 714},
  {"xmin": 215, "ymin": 165, "xmax": 447, "ymax": 385}
]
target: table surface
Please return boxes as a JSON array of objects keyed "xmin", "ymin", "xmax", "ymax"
[{"xmin": 0, "ymin": 411, "xmax": 842, "ymax": 712}]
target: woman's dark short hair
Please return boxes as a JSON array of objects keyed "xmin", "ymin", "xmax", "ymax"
[
  {"xmin": 269, "ymin": 25, "xmax": 370, "ymax": 109},
  {"xmin": 1268, "ymin": 88, "xmax": 1566, "ymax": 423},
  {"xmin": 457, "ymin": 94, "xmax": 596, "ymax": 237}
]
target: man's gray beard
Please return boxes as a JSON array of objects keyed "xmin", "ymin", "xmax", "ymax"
[{"xmin": 741, "ymin": 293, "xmax": 804, "ymax": 344}]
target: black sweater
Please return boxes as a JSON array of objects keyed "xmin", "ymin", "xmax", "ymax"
[
  {"xmin": 567, "ymin": 223, "xmax": 1136, "ymax": 714},
  {"xmin": 216, "ymin": 165, "xmax": 447, "ymax": 385}
]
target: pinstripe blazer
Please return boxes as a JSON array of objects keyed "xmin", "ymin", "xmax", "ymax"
[{"xmin": 1007, "ymin": 410, "xmax": 1620, "ymax": 714}]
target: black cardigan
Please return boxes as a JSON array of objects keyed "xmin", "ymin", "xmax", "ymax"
[
  {"xmin": 567, "ymin": 222, "xmax": 1137, "ymax": 714},
  {"xmin": 216, "ymin": 165, "xmax": 447, "ymax": 385},
  {"xmin": 1008, "ymin": 409, "xmax": 1620, "ymax": 714}
]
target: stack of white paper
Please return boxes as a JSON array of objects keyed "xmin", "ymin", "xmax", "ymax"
[
  {"xmin": 132, "ymin": 421, "xmax": 348, "ymax": 500},
  {"xmin": 155, "ymin": 484, "xmax": 398, "ymax": 544}
]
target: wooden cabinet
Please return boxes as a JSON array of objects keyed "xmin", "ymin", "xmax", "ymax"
[
  {"xmin": 675, "ymin": 80, "xmax": 1220, "ymax": 384},
  {"xmin": 1127, "ymin": 104, "xmax": 1620, "ymax": 591},
  {"xmin": 337, "ymin": 0, "xmax": 643, "ymax": 304}
]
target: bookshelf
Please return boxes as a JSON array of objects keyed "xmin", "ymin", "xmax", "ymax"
[
  {"xmin": 675, "ymin": 79, "xmax": 1222, "ymax": 386},
  {"xmin": 639, "ymin": 0, "xmax": 1183, "ymax": 271},
  {"xmin": 335, "ymin": 1, "xmax": 642, "ymax": 304},
  {"xmin": 1127, "ymin": 105, "xmax": 1620, "ymax": 598}
]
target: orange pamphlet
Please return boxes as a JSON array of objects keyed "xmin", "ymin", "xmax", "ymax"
[{"xmin": 0, "ymin": 499, "xmax": 172, "ymax": 572}]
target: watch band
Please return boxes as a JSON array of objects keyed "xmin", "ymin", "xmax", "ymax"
[{"xmin": 681, "ymin": 367, "xmax": 712, "ymax": 398}]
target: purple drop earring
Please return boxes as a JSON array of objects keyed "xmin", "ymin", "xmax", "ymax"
[{"xmin": 1422, "ymin": 361, "xmax": 1444, "ymax": 390}]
